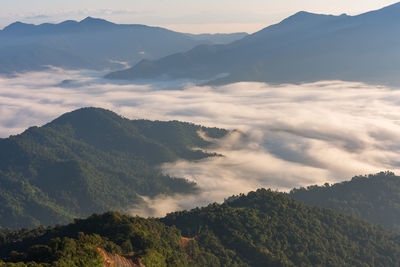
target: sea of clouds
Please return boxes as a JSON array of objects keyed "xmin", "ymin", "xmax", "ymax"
[{"xmin": 1, "ymin": 68, "xmax": 400, "ymax": 216}]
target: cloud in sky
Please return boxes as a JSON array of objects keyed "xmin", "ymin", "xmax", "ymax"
[{"xmin": 1, "ymin": 69, "xmax": 400, "ymax": 216}]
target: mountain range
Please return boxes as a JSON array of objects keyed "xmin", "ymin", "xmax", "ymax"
[
  {"xmin": 2, "ymin": 109, "xmax": 400, "ymax": 265},
  {"xmin": 0, "ymin": 107, "xmax": 227, "ymax": 229},
  {"xmin": 0, "ymin": 17, "xmax": 247, "ymax": 74},
  {"xmin": 3, "ymin": 108, "xmax": 400, "ymax": 233},
  {"xmin": 3, "ymin": 3, "xmax": 400, "ymax": 263},
  {"xmin": 107, "ymin": 2, "xmax": 400, "ymax": 86}
]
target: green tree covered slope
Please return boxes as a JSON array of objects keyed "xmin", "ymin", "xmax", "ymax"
[
  {"xmin": 2, "ymin": 190, "xmax": 400, "ymax": 266},
  {"xmin": 163, "ymin": 189, "xmax": 400, "ymax": 266},
  {"xmin": 0, "ymin": 107, "xmax": 227, "ymax": 229},
  {"xmin": 290, "ymin": 171, "xmax": 400, "ymax": 232}
]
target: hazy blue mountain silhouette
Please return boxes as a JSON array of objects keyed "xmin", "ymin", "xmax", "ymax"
[
  {"xmin": 106, "ymin": 3, "xmax": 400, "ymax": 86},
  {"xmin": 0, "ymin": 17, "xmax": 247, "ymax": 74}
]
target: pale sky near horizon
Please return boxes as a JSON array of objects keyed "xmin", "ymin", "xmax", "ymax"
[{"xmin": 1, "ymin": 0, "xmax": 398, "ymax": 33}]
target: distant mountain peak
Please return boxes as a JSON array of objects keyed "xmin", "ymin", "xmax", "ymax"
[
  {"xmin": 293, "ymin": 10, "xmax": 315, "ymax": 17},
  {"xmin": 79, "ymin": 16, "xmax": 115, "ymax": 26},
  {"xmin": 2, "ymin": 21, "xmax": 34, "ymax": 32},
  {"xmin": 59, "ymin": 20, "xmax": 78, "ymax": 25},
  {"xmin": 5, "ymin": 21, "xmax": 24, "ymax": 26},
  {"xmin": 1, "ymin": 16, "xmax": 117, "ymax": 35},
  {"xmin": 279, "ymin": 10, "xmax": 338, "ymax": 25},
  {"xmin": 359, "ymin": 1, "xmax": 400, "ymax": 18},
  {"xmin": 81, "ymin": 16, "xmax": 97, "ymax": 21}
]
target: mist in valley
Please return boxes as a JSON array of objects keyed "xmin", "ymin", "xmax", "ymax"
[{"xmin": 1, "ymin": 68, "xmax": 399, "ymax": 216}]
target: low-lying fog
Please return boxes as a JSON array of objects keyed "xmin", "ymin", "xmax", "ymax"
[{"xmin": 1, "ymin": 68, "xmax": 399, "ymax": 216}]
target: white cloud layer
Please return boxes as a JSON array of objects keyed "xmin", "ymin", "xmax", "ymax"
[{"xmin": 1, "ymin": 69, "xmax": 399, "ymax": 216}]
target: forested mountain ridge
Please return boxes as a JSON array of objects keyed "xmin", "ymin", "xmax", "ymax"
[
  {"xmin": 163, "ymin": 189, "xmax": 400, "ymax": 266},
  {"xmin": 106, "ymin": 2, "xmax": 400, "ymax": 86},
  {"xmin": 0, "ymin": 107, "xmax": 227, "ymax": 229},
  {"xmin": 2, "ymin": 190, "xmax": 400, "ymax": 266},
  {"xmin": 290, "ymin": 171, "xmax": 400, "ymax": 232}
]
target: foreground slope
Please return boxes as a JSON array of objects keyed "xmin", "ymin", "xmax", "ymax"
[
  {"xmin": 0, "ymin": 17, "xmax": 247, "ymax": 74},
  {"xmin": 2, "ymin": 190, "xmax": 400, "ymax": 266},
  {"xmin": 107, "ymin": 2, "xmax": 400, "ymax": 86},
  {"xmin": 290, "ymin": 171, "xmax": 400, "ymax": 232},
  {"xmin": 0, "ymin": 212, "xmax": 192, "ymax": 267},
  {"xmin": 0, "ymin": 107, "xmax": 227, "ymax": 229}
]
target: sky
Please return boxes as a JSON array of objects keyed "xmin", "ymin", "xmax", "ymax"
[
  {"xmin": 1, "ymin": 68, "xmax": 400, "ymax": 215},
  {"xmin": 1, "ymin": 0, "xmax": 399, "ymax": 33}
]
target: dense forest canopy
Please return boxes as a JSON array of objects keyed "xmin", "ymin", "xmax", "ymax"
[
  {"xmin": 2, "ymin": 189, "xmax": 400, "ymax": 266},
  {"xmin": 290, "ymin": 171, "xmax": 400, "ymax": 232},
  {"xmin": 0, "ymin": 107, "xmax": 227, "ymax": 229}
]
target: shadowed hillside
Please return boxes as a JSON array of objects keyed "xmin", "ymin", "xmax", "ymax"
[
  {"xmin": 107, "ymin": 2, "xmax": 400, "ymax": 87},
  {"xmin": 0, "ymin": 17, "xmax": 247, "ymax": 74}
]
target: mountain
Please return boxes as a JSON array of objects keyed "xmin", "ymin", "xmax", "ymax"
[
  {"xmin": 163, "ymin": 189, "xmax": 400, "ymax": 266},
  {"xmin": 0, "ymin": 44, "xmax": 95, "ymax": 73},
  {"xmin": 2, "ymin": 190, "xmax": 400, "ymax": 266},
  {"xmin": 106, "ymin": 2, "xmax": 400, "ymax": 86},
  {"xmin": 290, "ymin": 171, "xmax": 400, "ymax": 232},
  {"xmin": 0, "ymin": 107, "xmax": 227, "ymax": 229},
  {"xmin": 184, "ymin": 32, "xmax": 248, "ymax": 44},
  {"xmin": 0, "ymin": 17, "xmax": 247, "ymax": 74}
]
